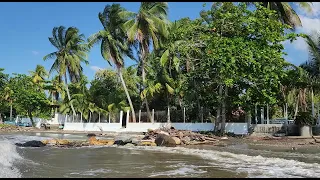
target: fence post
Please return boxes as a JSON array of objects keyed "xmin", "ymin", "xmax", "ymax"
[
  {"xmin": 183, "ymin": 107, "xmax": 186, "ymax": 123},
  {"xmin": 152, "ymin": 109, "xmax": 155, "ymax": 123},
  {"xmin": 167, "ymin": 107, "xmax": 170, "ymax": 123},
  {"xmin": 80, "ymin": 112, "xmax": 82, "ymax": 123},
  {"xmin": 255, "ymin": 104, "xmax": 258, "ymax": 124},
  {"xmin": 261, "ymin": 107, "xmax": 264, "ymax": 124},
  {"xmin": 72, "ymin": 114, "xmax": 74, "ymax": 123},
  {"xmin": 138, "ymin": 110, "xmax": 141, "ymax": 123},
  {"xmin": 126, "ymin": 110, "xmax": 130, "ymax": 125},
  {"xmin": 99, "ymin": 112, "xmax": 101, "ymax": 123},
  {"xmin": 247, "ymin": 110, "xmax": 252, "ymax": 134},
  {"xmin": 108, "ymin": 113, "xmax": 111, "ymax": 123},
  {"xmin": 266, "ymin": 104, "xmax": 269, "ymax": 124},
  {"xmin": 119, "ymin": 111, "xmax": 123, "ymax": 126},
  {"xmin": 201, "ymin": 107, "xmax": 204, "ymax": 123}
]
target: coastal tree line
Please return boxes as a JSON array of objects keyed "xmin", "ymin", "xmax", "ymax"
[{"xmin": 0, "ymin": 2, "xmax": 319, "ymax": 133}]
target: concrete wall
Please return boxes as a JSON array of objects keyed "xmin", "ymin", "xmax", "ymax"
[
  {"xmin": 63, "ymin": 122, "xmax": 248, "ymax": 134},
  {"xmin": 63, "ymin": 122, "xmax": 122, "ymax": 132}
]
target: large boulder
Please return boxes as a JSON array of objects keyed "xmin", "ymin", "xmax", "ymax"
[
  {"xmin": 155, "ymin": 134, "xmax": 177, "ymax": 147},
  {"xmin": 15, "ymin": 140, "xmax": 46, "ymax": 147},
  {"xmin": 171, "ymin": 137, "xmax": 181, "ymax": 145},
  {"xmin": 114, "ymin": 135, "xmax": 133, "ymax": 144},
  {"xmin": 181, "ymin": 136, "xmax": 191, "ymax": 145},
  {"xmin": 89, "ymin": 137, "xmax": 114, "ymax": 146}
]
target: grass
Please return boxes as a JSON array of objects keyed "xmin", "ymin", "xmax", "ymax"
[{"xmin": 0, "ymin": 124, "xmax": 15, "ymax": 128}]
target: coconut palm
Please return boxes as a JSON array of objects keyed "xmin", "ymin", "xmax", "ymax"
[
  {"xmin": 45, "ymin": 75, "xmax": 65, "ymax": 114},
  {"xmin": 43, "ymin": 26, "xmax": 89, "ymax": 116},
  {"xmin": 250, "ymin": 2, "xmax": 312, "ymax": 29},
  {"xmin": 29, "ymin": 65, "xmax": 48, "ymax": 91},
  {"xmin": 212, "ymin": 2, "xmax": 312, "ymax": 29},
  {"xmin": 3, "ymin": 86, "xmax": 14, "ymax": 121},
  {"xmin": 88, "ymin": 4, "xmax": 137, "ymax": 122},
  {"xmin": 120, "ymin": 2, "xmax": 170, "ymax": 119}
]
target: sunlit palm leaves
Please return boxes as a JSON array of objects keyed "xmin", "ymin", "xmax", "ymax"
[{"xmin": 43, "ymin": 26, "xmax": 89, "ymax": 83}]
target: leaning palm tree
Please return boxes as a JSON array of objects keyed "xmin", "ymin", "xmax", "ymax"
[
  {"xmin": 120, "ymin": 2, "xmax": 170, "ymax": 120},
  {"xmin": 43, "ymin": 26, "xmax": 89, "ymax": 116},
  {"xmin": 88, "ymin": 4, "xmax": 138, "ymax": 122}
]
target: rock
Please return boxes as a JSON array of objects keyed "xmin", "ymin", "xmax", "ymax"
[
  {"xmin": 171, "ymin": 137, "xmax": 181, "ymax": 145},
  {"xmin": 131, "ymin": 138, "xmax": 141, "ymax": 145},
  {"xmin": 178, "ymin": 132, "xmax": 184, "ymax": 139},
  {"xmin": 15, "ymin": 140, "xmax": 46, "ymax": 147},
  {"xmin": 114, "ymin": 140, "xmax": 126, "ymax": 145},
  {"xmin": 138, "ymin": 141, "xmax": 157, "ymax": 146},
  {"xmin": 147, "ymin": 129, "xmax": 154, "ymax": 133},
  {"xmin": 221, "ymin": 137, "xmax": 228, "ymax": 140},
  {"xmin": 125, "ymin": 143, "xmax": 135, "ymax": 147},
  {"xmin": 56, "ymin": 139, "xmax": 70, "ymax": 145},
  {"xmin": 155, "ymin": 134, "xmax": 177, "ymax": 147},
  {"xmin": 181, "ymin": 136, "xmax": 191, "ymax": 145},
  {"xmin": 158, "ymin": 131, "xmax": 170, "ymax": 136},
  {"xmin": 170, "ymin": 126, "xmax": 175, "ymax": 130},
  {"xmin": 114, "ymin": 135, "xmax": 133, "ymax": 144},
  {"xmin": 87, "ymin": 133, "xmax": 96, "ymax": 137},
  {"xmin": 89, "ymin": 137, "xmax": 114, "ymax": 145}
]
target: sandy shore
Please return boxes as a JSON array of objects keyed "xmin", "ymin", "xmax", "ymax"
[{"xmin": 2, "ymin": 126, "xmax": 320, "ymax": 151}]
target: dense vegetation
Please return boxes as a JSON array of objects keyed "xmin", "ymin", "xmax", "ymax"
[{"xmin": 0, "ymin": 2, "xmax": 318, "ymax": 133}]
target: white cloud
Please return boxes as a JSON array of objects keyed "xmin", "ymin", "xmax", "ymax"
[
  {"xmin": 31, "ymin": 51, "xmax": 39, "ymax": 55},
  {"xmin": 292, "ymin": 37, "xmax": 308, "ymax": 52},
  {"xmin": 90, "ymin": 66, "xmax": 103, "ymax": 72}
]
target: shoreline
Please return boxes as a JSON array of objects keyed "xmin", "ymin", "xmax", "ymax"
[{"xmin": 2, "ymin": 127, "xmax": 320, "ymax": 151}]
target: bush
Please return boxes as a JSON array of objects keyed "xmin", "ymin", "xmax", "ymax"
[{"xmin": 294, "ymin": 112, "xmax": 316, "ymax": 126}]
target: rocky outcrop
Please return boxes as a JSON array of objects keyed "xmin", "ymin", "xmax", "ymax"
[
  {"xmin": 144, "ymin": 127, "xmax": 220, "ymax": 146},
  {"xmin": 14, "ymin": 128, "xmax": 224, "ymax": 148},
  {"xmin": 15, "ymin": 140, "xmax": 46, "ymax": 147}
]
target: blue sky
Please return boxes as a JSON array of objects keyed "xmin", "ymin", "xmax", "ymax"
[{"xmin": 0, "ymin": 2, "xmax": 316, "ymax": 81}]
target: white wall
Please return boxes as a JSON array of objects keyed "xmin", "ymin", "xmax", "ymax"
[
  {"xmin": 63, "ymin": 122, "xmax": 122, "ymax": 132},
  {"xmin": 63, "ymin": 122, "xmax": 248, "ymax": 134}
]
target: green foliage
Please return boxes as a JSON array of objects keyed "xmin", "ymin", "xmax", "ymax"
[
  {"xmin": 294, "ymin": 111, "xmax": 316, "ymax": 126},
  {"xmin": 8, "ymin": 74, "xmax": 51, "ymax": 125}
]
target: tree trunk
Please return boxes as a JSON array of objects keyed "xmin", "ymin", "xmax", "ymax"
[
  {"xmin": 141, "ymin": 42, "xmax": 152, "ymax": 122},
  {"xmin": 64, "ymin": 73, "xmax": 76, "ymax": 116},
  {"xmin": 214, "ymin": 85, "xmax": 223, "ymax": 133},
  {"xmin": 294, "ymin": 92, "xmax": 299, "ymax": 118},
  {"xmin": 10, "ymin": 100, "xmax": 12, "ymax": 121},
  {"xmin": 312, "ymin": 88, "xmax": 315, "ymax": 117},
  {"xmin": 0, "ymin": 113, "xmax": 3, "ymax": 124},
  {"xmin": 221, "ymin": 86, "xmax": 227, "ymax": 134},
  {"xmin": 118, "ymin": 68, "xmax": 136, "ymax": 123},
  {"xmin": 28, "ymin": 110, "xmax": 35, "ymax": 127}
]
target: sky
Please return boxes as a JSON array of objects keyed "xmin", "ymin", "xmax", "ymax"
[{"xmin": 0, "ymin": 2, "xmax": 319, "ymax": 81}]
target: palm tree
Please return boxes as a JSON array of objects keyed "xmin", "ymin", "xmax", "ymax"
[
  {"xmin": 43, "ymin": 26, "xmax": 89, "ymax": 116},
  {"xmin": 3, "ymin": 86, "xmax": 14, "ymax": 121},
  {"xmin": 120, "ymin": 2, "xmax": 170, "ymax": 119},
  {"xmin": 29, "ymin": 65, "xmax": 48, "ymax": 90},
  {"xmin": 45, "ymin": 75, "xmax": 65, "ymax": 114},
  {"xmin": 249, "ymin": 2, "xmax": 312, "ymax": 29},
  {"xmin": 301, "ymin": 32, "xmax": 320, "ymax": 118},
  {"xmin": 88, "ymin": 4, "xmax": 138, "ymax": 122}
]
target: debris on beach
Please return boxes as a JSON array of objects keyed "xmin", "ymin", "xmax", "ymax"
[{"xmin": 14, "ymin": 127, "xmax": 224, "ymax": 148}]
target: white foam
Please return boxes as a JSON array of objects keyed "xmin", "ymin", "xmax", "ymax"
[
  {"xmin": 120, "ymin": 146, "xmax": 320, "ymax": 178},
  {"xmin": 0, "ymin": 139, "xmax": 22, "ymax": 178},
  {"xmin": 149, "ymin": 163, "xmax": 207, "ymax": 177},
  {"xmin": 69, "ymin": 168, "xmax": 113, "ymax": 176}
]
